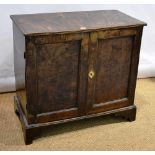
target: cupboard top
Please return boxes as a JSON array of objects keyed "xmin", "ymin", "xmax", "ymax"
[{"xmin": 10, "ymin": 10, "xmax": 146, "ymax": 36}]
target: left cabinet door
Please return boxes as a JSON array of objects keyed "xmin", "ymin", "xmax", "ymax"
[{"xmin": 26, "ymin": 33, "xmax": 89, "ymax": 123}]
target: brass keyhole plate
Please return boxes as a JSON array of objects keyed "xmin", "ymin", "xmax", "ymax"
[{"xmin": 89, "ymin": 70, "xmax": 95, "ymax": 79}]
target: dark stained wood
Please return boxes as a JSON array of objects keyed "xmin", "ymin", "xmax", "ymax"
[
  {"xmin": 11, "ymin": 10, "xmax": 146, "ymax": 144},
  {"xmin": 14, "ymin": 96, "xmax": 137, "ymax": 144},
  {"xmin": 86, "ymin": 32, "xmax": 98, "ymax": 111},
  {"xmin": 25, "ymin": 37, "xmax": 38, "ymax": 116},
  {"xmin": 95, "ymin": 36, "xmax": 133, "ymax": 103},
  {"xmin": 127, "ymin": 26, "xmax": 144, "ymax": 104},
  {"xmin": 78, "ymin": 33, "xmax": 89, "ymax": 115},
  {"xmin": 13, "ymin": 23, "xmax": 27, "ymax": 118},
  {"xmin": 10, "ymin": 10, "xmax": 146, "ymax": 36},
  {"xmin": 114, "ymin": 105, "xmax": 137, "ymax": 121},
  {"xmin": 36, "ymin": 41, "xmax": 80, "ymax": 113}
]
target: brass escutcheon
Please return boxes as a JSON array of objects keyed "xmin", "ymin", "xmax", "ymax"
[{"xmin": 88, "ymin": 70, "xmax": 95, "ymax": 79}]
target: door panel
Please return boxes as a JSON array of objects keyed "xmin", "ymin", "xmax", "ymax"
[
  {"xmin": 37, "ymin": 41, "xmax": 80, "ymax": 113},
  {"xmin": 26, "ymin": 33, "xmax": 89, "ymax": 123},
  {"xmin": 87, "ymin": 31, "xmax": 135, "ymax": 114},
  {"xmin": 95, "ymin": 37, "xmax": 133, "ymax": 104}
]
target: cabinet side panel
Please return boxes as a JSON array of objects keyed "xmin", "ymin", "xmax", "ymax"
[
  {"xmin": 13, "ymin": 23, "xmax": 27, "ymax": 115},
  {"xmin": 128, "ymin": 27, "xmax": 143, "ymax": 104},
  {"xmin": 95, "ymin": 36, "xmax": 133, "ymax": 104}
]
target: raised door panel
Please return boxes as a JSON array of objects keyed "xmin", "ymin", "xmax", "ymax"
[
  {"xmin": 25, "ymin": 33, "xmax": 89, "ymax": 123},
  {"xmin": 95, "ymin": 37, "xmax": 133, "ymax": 104},
  {"xmin": 87, "ymin": 29, "xmax": 138, "ymax": 114},
  {"xmin": 37, "ymin": 41, "xmax": 80, "ymax": 113}
]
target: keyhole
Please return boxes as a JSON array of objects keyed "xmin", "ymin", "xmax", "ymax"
[{"xmin": 89, "ymin": 70, "xmax": 95, "ymax": 79}]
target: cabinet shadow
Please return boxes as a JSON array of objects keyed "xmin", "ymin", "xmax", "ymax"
[{"xmin": 34, "ymin": 114, "xmax": 126, "ymax": 142}]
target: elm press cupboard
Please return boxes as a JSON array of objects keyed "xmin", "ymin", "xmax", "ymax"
[{"xmin": 11, "ymin": 10, "xmax": 146, "ymax": 144}]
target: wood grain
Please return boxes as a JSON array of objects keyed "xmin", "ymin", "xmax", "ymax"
[
  {"xmin": 95, "ymin": 36, "xmax": 133, "ymax": 104},
  {"xmin": 11, "ymin": 10, "xmax": 146, "ymax": 144},
  {"xmin": 10, "ymin": 10, "xmax": 146, "ymax": 35},
  {"xmin": 37, "ymin": 41, "xmax": 80, "ymax": 113}
]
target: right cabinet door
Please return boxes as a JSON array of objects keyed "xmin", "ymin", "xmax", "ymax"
[{"xmin": 87, "ymin": 28, "xmax": 143, "ymax": 114}]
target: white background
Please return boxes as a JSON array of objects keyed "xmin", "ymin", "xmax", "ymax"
[{"xmin": 0, "ymin": 4, "xmax": 155, "ymax": 93}]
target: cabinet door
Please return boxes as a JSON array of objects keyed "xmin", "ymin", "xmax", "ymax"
[
  {"xmin": 26, "ymin": 33, "xmax": 89, "ymax": 123},
  {"xmin": 87, "ymin": 28, "xmax": 143, "ymax": 114}
]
